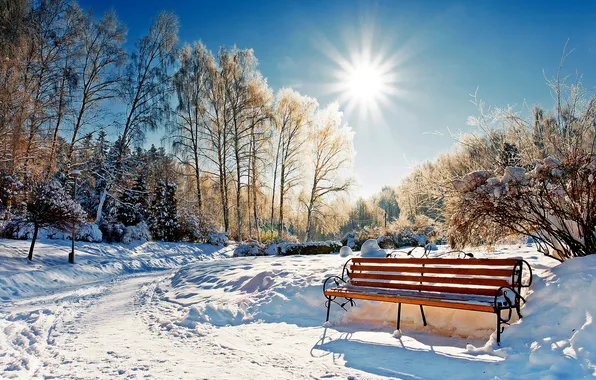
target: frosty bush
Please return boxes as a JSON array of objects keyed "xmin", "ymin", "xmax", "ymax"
[
  {"xmin": 207, "ymin": 231, "xmax": 229, "ymax": 246},
  {"xmin": 178, "ymin": 209, "xmax": 218, "ymax": 243},
  {"xmin": 277, "ymin": 241, "xmax": 341, "ymax": 255},
  {"xmin": 450, "ymin": 155, "xmax": 596, "ymax": 261},
  {"xmin": 233, "ymin": 241, "xmax": 267, "ymax": 257},
  {"xmin": 99, "ymin": 220, "xmax": 126, "ymax": 243},
  {"xmin": 122, "ymin": 222, "xmax": 151, "ymax": 244},
  {"xmin": 77, "ymin": 223, "xmax": 103, "ymax": 242},
  {"xmin": 26, "ymin": 180, "xmax": 87, "ymax": 260}
]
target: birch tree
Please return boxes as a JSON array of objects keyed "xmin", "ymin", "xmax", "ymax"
[
  {"xmin": 67, "ymin": 8, "xmax": 126, "ymax": 164},
  {"xmin": 303, "ymin": 102, "xmax": 354, "ymax": 242},
  {"xmin": 118, "ymin": 11, "xmax": 178, "ymax": 158},
  {"xmin": 272, "ymin": 88, "xmax": 317, "ymax": 236},
  {"xmin": 171, "ymin": 43, "xmax": 208, "ymax": 211}
]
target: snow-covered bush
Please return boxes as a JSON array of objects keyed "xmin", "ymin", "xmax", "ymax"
[
  {"xmin": 122, "ymin": 222, "xmax": 151, "ymax": 244},
  {"xmin": 76, "ymin": 223, "xmax": 103, "ymax": 242},
  {"xmin": 0, "ymin": 218, "xmax": 35, "ymax": 239},
  {"xmin": 207, "ymin": 231, "xmax": 228, "ymax": 247},
  {"xmin": 277, "ymin": 241, "xmax": 341, "ymax": 256},
  {"xmin": 450, "ymin": 155, "xmax": 596, "ymax": 260},
  {"xmin": 340, "ymin": 232, "xmax": 358, "ymax": 249},
  {"xmin": 99, "ymin": 220, "xmax": 126, "ymax": 243},
  {"xmin": 233, "ymin": 241, "xmax": 267, "ymax": 257},
  {"xmin": 178, "ymin": 209, "xmax": 218, "ymax": 243},
  {"xmin": 360, "ymin": 239, "xmax": 386, "ymax": 257}
]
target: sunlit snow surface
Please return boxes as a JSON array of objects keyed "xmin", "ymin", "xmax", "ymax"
[{"xmin": 1, "ymin": 239, "xmax": 595, "ymax": 379}]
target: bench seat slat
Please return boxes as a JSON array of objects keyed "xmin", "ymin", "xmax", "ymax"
[
  {"xmin": 350, "ymin": 265, "xmax": 513, "ymax": 277},
  {"xmin": 348, "ymin": 272, "xmax": 512, "ymax": 287},
  {"xmin": 349, "ymin": 280, "xmax": 501, "ymax": 297},
  {"xmin": 324, "ymin": 285, "xmax": 496, "ymax": 313},
  {"xmin": 352, "ymin": 257, "xmax": 520, "ymax": 266}
]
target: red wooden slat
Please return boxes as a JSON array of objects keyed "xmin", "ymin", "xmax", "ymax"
[
  {"xmin": 350, "ymin": 265, "xmax": 513, "ymax": 277},
  {"xmin": 348, "ymin": 272, "xmax": 512, "ymax": 287},
  {"xmin": 352, "ymin": 257, "xmax": 519, "ymax": 266},
  {"xmin": 349, "ymin": 280, "xmax": 501, "ymax": 297}
]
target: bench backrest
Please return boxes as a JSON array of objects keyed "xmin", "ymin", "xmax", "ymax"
[{"xmin": 346, "ymin": 257, "xmax": 522, "ymax": 297}]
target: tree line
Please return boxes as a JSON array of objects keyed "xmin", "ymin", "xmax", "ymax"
[{"xmin": 0, "ymin": 0, "xmax": 355, "ymax": 245}]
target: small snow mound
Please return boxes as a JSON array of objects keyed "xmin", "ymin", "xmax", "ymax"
[
  {"xmin": 339, "ymin": 246, "xmax": 353, "ymax": 257},
  {"xmin": 392, "ymin": 329, "xmax": 402, "ymax": 338},
  {"xmin": 239, "ymin": 271, "xmax": 275, "ymax": 292},
  {"xmin": 360, "ymin": 239, "xmax": 386, "ymax": 257}
]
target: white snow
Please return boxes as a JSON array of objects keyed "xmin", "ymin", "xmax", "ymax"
[
  {"xmin": 339, "ymin": 245, "xmax": 353, "ymax": 257},
  {"xmin": 360, "ymin": 239, "xmax": 386, "ymax": 257},
  {"xmin": 2, "ymin": 239, "xmax": 595, "ymax": 379}
]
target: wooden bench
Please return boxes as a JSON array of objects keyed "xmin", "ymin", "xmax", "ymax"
[{"xmin": 323, "ymin": 257, "xmax": 532, "ymax": 344}]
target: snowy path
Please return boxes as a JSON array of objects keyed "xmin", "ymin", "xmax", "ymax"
[{"xmin": 39, "ymin": 272, "xmax": 205, "ymax": 379}]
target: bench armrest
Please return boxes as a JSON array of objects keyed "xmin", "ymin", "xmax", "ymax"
[
  {"xmin": 323, "ymin": 275, "xmax": 348, "ymax": 292},
  {"xmin": 518, "ymin": 259, "xmax": 533, "ymax": 288},
  {"xmin": 495, "ymin": 286, "xmax": 527, "ymax": 309}
]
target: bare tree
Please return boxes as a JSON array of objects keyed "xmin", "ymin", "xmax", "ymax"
[
  {"xmin": 67, "ymin": 8, "xmax": 126, "ymax": 164},
  {"xmin": 170, "ymin": 43, "xmax": 208, "ymax": 211},
  {"xmin": 272, "ymin": 88, "xmax": 317, "ymax": 237},
  {"xmin": 118, "ymin": 11, "xmax": 178, "ymax": 159},
  {"xmin": 303, "ymin": 102, "xmax": 353, "ymax": 242}
]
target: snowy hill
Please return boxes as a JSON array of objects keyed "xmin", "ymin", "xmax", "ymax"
[{"xmin": 1, "ymin": 241, "xmax": 595, "ymax": 379}]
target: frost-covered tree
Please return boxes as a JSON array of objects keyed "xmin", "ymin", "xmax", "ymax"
[
  {"xmin": 149, "ymin": 180, "xmax": 179, "ymax": 241},
  {"xmin": 377, "ymin": 186, "xmax": 400, "ymax": 226},
  {"xmin": 67, "ymin": 8, "xmax": 126, "ymax": 163},
  {"xmin": 26, "ymin": 179, "xmax": 87, "ymax": 261},
  {"xmin": 303, "ymin": 103, "xmax": 354, "ymax": 242},
  {"xmin": 272, "ymin": 88, "xmax": 317, "ymax": 236}
]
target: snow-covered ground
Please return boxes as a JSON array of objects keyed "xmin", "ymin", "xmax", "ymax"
[{"xmin": 1, "ymin": 239, "xmax": 595, "ymax": 379}]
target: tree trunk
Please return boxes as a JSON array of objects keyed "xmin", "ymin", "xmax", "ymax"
[
  {"xmin": 270, "ymin": 133, "xmax": 282, "ymax": 225},
  {"xmin": 218, "ymin": 160, "xmax": 229, "ymax": 232},
  {"xmin": 194, "ymin": 165, "xmax": 202, "ymax": 211},
  {"xmin": 95, "ymin": 187, "xmax": 108, "ymax": 224},
  {"xmin": 28, "ymin": 224, "xmax": 39, "ymax": 261},
  {"xmin": 304, "ymin": 179, "xmax": 317, "ymax": 242},
  {"xmin": 235, "ymin": 147, "xmax": 242, "ymax": 243},
  {"xmin": 251, "ymin": 138, "xmax": 259, "ymax": 241},
  {"xmin": 304, "ymin": 207, "xmax": 313, "ymax": 243},
  {"xmin": 247, "ymin": 154, "xmax": 253, "ymax": 239}
]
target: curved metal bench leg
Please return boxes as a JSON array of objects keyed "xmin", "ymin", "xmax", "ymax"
[
  {"xmin": 420, "ymin": 305, "xmax": 427, "ymax": 326},
  {"xmin": 396, "ymin": 303, "xmax": 402, "ymax": 330},
  {"xmin": 496, "ymin": 312, "xmax": 501, "ymax": 345},
  {"xmin": 326, "ymin": 297, "xmax": 332, "ymax": 322}
]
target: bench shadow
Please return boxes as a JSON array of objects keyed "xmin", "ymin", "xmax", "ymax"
[{"xmin": 311, "ymin": 326, "xmax": 503, "ymax": 379}]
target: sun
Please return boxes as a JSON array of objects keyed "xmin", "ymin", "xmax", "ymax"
[
  {"xmin": 322, "ymin": 27, "xmax": 402, "ymax": 122},
  {"xmin": 346, "ymin": 64, "xmax": 384, "ymax": 102}
]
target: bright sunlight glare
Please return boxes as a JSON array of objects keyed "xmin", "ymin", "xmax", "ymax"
[
  {"xmin": 347, "ymin": 65, "xmax": 383, "ymax": 101},
  {"xmin": 321, "ymin": 25, "xmax": 403, "ymax": 122}
]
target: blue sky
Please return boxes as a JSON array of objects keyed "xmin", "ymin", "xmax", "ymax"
[{"xmin": 80, "ymin": 0, "xmax": 596, "ymax": 197}]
